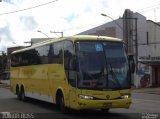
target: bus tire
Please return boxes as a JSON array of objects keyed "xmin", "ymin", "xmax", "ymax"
[
  {"xmin": 20, "ymin": 86, "xmax": 26, "ymax": 101},
  {"xmin": 16, "ymin": 85, "xmax": 21, "ymax": 100},
  {"xmin": 56, "ymin": 92, "xmax": 68, "ymax": 113},
  {"xmin": 101, "ymin": 108, "xmax": 110, "ymax": 113}
]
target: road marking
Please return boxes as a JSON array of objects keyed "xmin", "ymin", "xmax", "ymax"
[{"xmin": 133, "ymin": 99, "xmax": 160, "ymax": 103}]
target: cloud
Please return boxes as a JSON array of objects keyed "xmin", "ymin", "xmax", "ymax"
[
  {"xmin": 0, "ymin": 24, "xmax": 12, "ymax": 42},
  {"xmin": 1, "ymin": 0, "xmax": 160, "ymax": 52},
  {"xmin": 19, "ymin": 16, "xmax": 38, "ymax": 31},
  {"xmin": 0, "ymin": 23, "xmax": 12, "ymax": 51},
  {"xmin": 0, "ymin": 0, "xmax": 40, "ymax": 49}
]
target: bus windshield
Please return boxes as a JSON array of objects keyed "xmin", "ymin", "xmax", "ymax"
[{"xmin": 76, "ymin": 41, "xmax": 130, "ymax": 90}]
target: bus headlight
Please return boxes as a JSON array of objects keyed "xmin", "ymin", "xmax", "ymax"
[
  {"xmin": 79, "ymin": 94, "xmax": 94, "ymax": 100},
  {"xmin": 121, "ymin": 94, "xmax": 130, "ymax": 99}
]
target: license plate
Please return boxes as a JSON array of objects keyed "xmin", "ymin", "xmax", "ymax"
[{"xmin": 103, "ymin": 103, "xmax": 112, "ymax": 108}]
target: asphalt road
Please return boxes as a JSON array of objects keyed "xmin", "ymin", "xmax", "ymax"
[{"xmin": 0, "ymin": 88, "xmax": 160, "ymax": 119}]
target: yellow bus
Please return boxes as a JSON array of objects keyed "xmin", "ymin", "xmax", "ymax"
[{"xmin": 10, "ymin": 35, "xmax": 135, "ymax": 113}]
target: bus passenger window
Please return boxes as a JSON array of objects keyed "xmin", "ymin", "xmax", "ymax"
[
  {"xmin": 48, "ymin": 44, "xmax": 54, "ymax": 63},
  {"xmin": 53, "ymin": 42, "xmax": 63, "ymax": 64},
  {"xmin": 64, "ymin": 41, "xmax": 74, "ymax": 70}
]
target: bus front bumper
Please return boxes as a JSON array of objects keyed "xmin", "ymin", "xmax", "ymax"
[{"xmin": 76, "ymin": 98, "xmax": 132, "ymax": 110}]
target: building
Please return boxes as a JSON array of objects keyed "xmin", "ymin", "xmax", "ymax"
[
  {"xmin": 31, "ymin": 38, "xmax": 51, "ymax": 45},
  {"xmin": 139, "ymin": 20, "xmax": 160, "ymax": 87},
  {"xmin": 78, "ymin": 9, "xmax": 160, "ymax": 88}
]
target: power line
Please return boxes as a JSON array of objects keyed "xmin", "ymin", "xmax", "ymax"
[
  {"xmin": 137, "ymin": 3, "xmax": 160, "ymax": 13},
  {"xmin": 0, "ymin": 0, "xmax": 59, "ymax": 16}
]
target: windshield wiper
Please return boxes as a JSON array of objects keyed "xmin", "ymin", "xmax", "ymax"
[{"xmin": 108, "ymin": 64, "xmax": 121, "ymax": 88}]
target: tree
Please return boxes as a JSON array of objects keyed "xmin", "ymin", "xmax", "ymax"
[{"xmin": 0, "ymin": 52, "xmax": 7, "ymax": 81}]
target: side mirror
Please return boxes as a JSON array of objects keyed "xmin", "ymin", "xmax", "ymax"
[{"xmin": 128, "ymin": 54, "xmax": 135, "ymax": 74}]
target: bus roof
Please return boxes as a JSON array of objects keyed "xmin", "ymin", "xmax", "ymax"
[{"xmin": 12, "ymin": 35, "xmax": 123, "ymax": 54}]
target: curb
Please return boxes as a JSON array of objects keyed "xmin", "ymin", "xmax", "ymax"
[
  {"xmin": 132, "ymin": 88, "xmax": 160, "ymax": 95},
  {"xmin": 0, "ymin": 83, "xmax": 10, "ymax": 89}
]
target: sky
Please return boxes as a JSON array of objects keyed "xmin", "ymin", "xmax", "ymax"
[{"xmin": 0, "ymin": 0, "xmax": 160, "ymax": 52}]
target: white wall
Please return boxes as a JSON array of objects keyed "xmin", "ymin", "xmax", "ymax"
[
  {"xmin": 136, "ymin": 18, "xmax": 160, "ymax": 87},
  {"xmin": 138, "ymin": 21, "xmax": 160, "ymax": 62},
  {"xmin": 115, "ymin": 19, "xmax": 123, "ymax": 39},
  {"xmin": 147, "ymin": 21, "xmax": 160, "ymax": 57}
]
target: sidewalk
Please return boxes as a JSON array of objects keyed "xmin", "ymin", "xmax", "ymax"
[
  {"xmin": 0, "ymin": 80, "xmax": 10, "ymax": 85},
  {"xmin": 0, "ymin": 80, "xmax": 10, "ymax": 88},
  {"xmin": 132, "ymin": 87, "xmax": 160, "ymax": 95}
]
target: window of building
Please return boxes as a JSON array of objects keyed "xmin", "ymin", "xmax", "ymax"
[{"xmin": 146, "ymin": 32, "xmax": 149, "ymax": 45}]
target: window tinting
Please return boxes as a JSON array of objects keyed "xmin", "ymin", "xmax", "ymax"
[
  {"xmin": 53, "ymin": 42, "xmax": 63, "ymax": 64},
  {"xmin": 48, "ymin": 44, "xmax": 54, "ymax": 63},
  {"xmin": 64, "ymin": 40, "xmax": 76, "ymax": 87},
  {"xmin": 11, "ymin": 41, "xmax": 63, "ymax": 67},
  {"xmin": 35, "ymin": 45, "xmax": 50, "ymax": 64},
  {"xmin": 64, "ymin": 41, "xmax": 74, "ymax": 69}
]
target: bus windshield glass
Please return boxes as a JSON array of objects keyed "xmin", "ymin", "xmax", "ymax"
[{"xmin": 76, "ymin": 41, "xmax": 130, "ymax": 90}]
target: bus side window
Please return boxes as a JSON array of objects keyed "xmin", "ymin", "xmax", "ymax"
[
  {"xmin": 48, "ymin": 44, "xmax": 54, "ymax": 63},
  {"xmin": 64, "ymin": 41, "xmax": 74, "ymax": 70},
  {"xmin": 64, "ymin": 40, "xmax": 76, "ymax": 87},
  {"xmin": 11, "ymin": 54, "xmax": 18, "ymax": 67},
  {"xmin": 53, "ymin": 42, "xmax": 63, "ymax": 64}
]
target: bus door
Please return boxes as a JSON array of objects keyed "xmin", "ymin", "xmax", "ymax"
[
  {"xmin": 67, "ymin": 57, "xmax": 78, "ymax": 108},
  {"xmin": 64, "ymin": 40, "xmax": 78, "ymax": 108}
]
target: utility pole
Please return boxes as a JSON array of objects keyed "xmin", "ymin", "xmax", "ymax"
[
  {"xmin": 121, "ymin": 17, "xmax": 138, "ymax": 72},
  {"xmin": 135, "ymin": 18, "xmax": 138, "ymax": 73}
]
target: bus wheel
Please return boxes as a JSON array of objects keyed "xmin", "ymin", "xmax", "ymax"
[
  {"xmin": 101, "ymin": 109, "xmax": 110, "ymax": 113},
  {"xmin": 57, "ymin": 93, "xmax": 68, "ymax": 113},
  {"xmin": 20, "ymin": 87, "xmax": 26, "ymax": 101},
  {"xmin": 16, "ymin": 86, "xmax": 21, "ymax": 100}
]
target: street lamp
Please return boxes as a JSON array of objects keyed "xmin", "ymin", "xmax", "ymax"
[
  {"xmin": 37, "ymin": 30, "xmax": 50, "ymax": 38},
  {"xmin": 50, "ymin": 31, "xmax": 63, "ymax": 37},
  {"xmin": 101, "ymin": 13, "xmax": 123, "ymax": 31}
]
